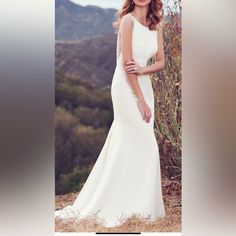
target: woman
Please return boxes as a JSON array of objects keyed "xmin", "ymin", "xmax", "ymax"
[{"xmin": 56, "ymin": 0, "xmax": 166, "ymax": 227}]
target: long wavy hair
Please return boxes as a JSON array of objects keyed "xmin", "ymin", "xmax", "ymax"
[{"xmin": 113, "ymin": 0, "xmax": 164, "ymax": 31}]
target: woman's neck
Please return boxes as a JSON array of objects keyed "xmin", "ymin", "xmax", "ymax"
[{"xmin": 132, "ymin": 6, "xmax": 149, "ymax": 23}]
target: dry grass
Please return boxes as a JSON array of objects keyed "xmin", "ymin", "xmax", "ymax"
[{"xmin": 55, "ymin": 179, "xmax": 181, "ymax": 232}]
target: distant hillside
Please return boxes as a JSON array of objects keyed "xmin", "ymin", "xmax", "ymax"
[
  {"xmin": 55, "ymin": 33, "xmax": 117, "ymax": 87},
  {"xmin": 56, "ymin": 0, "xmax": 117, "ymax": 40}
]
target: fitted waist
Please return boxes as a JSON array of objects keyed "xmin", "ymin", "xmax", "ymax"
[
  {"xmin": 114, "ymin": 56, "xmax": 150, "ymax": 83},
  {"xmin": 132, "ymin": 57, "xmax": 148, "ymax": 67},
  {"xmin": 117, "ymin": 54, "xmax": 148, "ymax": 67}
]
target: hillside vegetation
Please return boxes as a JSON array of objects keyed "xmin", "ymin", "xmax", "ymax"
[
  {"xmin": 55, "ymin": 70, "xmax": 113, "ymax": 194},
  {"xmin": 56, "ymin": 33, "xmax": 116, "ymax": 88}
]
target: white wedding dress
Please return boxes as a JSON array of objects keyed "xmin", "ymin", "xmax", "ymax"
[{"xmin": 55, "ymin": 13, "xmax": 166, "ymax": 227}]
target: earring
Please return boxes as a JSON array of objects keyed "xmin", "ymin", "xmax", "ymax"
[{"xmin": 131, "ymin": 1, "xmax": 134, "ymax": 5}]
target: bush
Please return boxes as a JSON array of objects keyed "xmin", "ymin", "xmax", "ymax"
[
  {"xmin": 73, "ymin": 106, "xmax": 113, "ymax": 128},
  {"xmin": 55, "ymin": 107, "xmax": 79, "ymax": 183},
  {"xmin": 150, "ymin": 1, "xmax": 182, "ymax": 180},
  {"xmin": 56, "ymin": 166, "xmax": 93, "ymax": 195}
]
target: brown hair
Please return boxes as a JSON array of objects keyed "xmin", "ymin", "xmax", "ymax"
[{"xmin": 113, "ymin": 0, "xmax": 164, "ymax": 31}]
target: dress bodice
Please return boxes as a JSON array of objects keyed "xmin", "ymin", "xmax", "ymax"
[
  {"xmin": 116, "ymin": 13, "xmax": 158, "ymax": 67},
  {"xmin": 130, "ymin": 13, "xmax": 158, "ymax": 66}
]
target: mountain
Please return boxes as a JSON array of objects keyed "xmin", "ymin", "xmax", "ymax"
[
  {"xmin": 55, "ymin": 33, "xmax": 117, "ymax": 87},
  {"xmin": 56, "ymin": 0, "xmax": 118, "ymax": 40}
]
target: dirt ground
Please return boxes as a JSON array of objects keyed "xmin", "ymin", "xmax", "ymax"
[{"xmin": 55, "ymin": 180, "xmax": 181, "ymax": 233}]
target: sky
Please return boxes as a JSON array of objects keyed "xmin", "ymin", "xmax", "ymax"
[
  {"xmin": 71, "ymin": 0, "xmax": 124, "ymax": 9},
  {"xmin": 70, "ymin": 0, "xmax": 177, "ymax": 11}
]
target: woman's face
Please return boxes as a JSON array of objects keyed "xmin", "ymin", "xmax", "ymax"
[{"xmin": 133, "ymin": 0, "xmax": 152, "ymax": 7}]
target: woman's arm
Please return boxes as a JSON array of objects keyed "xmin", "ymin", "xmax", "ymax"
[
  {"xmin": 120, "ymin": 15, "xmax": 144, "ymax": 101},
  {"xmin": 120, "ymin": 15, "xmax": 151, "ymax": 123},
  {"xmin": 125, "ymin": 27, "xmax": 165, "ymax": 75}
]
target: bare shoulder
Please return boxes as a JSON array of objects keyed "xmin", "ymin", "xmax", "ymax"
[
  {"xmin": 120, "ymin": 13, "xmax": 134, "ymax": 29},
  {"xmin": 156, "ymin": 21, "xmax": 164, "ymax": 35},
  {"xmin": 156, "ymin": 21, "xmax": 164, "ymax": 38}
]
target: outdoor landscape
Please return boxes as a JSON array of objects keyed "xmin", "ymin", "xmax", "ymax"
[{"xmin": 55, "ymin": 0, "xmax": 182, "ymax": 232}]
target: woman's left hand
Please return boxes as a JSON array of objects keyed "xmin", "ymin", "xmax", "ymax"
[{"xmin": 125, "ymin": 60, "xmax": 144, "ymax": 75}]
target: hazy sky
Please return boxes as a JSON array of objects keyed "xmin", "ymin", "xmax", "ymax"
[
  {"xmin": 70, "ymin": 0, "xmax": 176, "ymax": 11},
  {"xmin": 71, "ymin": 0, "xmax": 124, "ymax": 9}
]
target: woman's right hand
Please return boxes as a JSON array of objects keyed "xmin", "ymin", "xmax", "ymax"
[{"xmin": 137, "ymin": 99, "xmax": 152, "ymax": 123}]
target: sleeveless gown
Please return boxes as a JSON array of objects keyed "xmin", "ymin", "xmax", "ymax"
[{"xmin": 55, "ymin": 13, "xmax": 166, "ymax": 227}]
